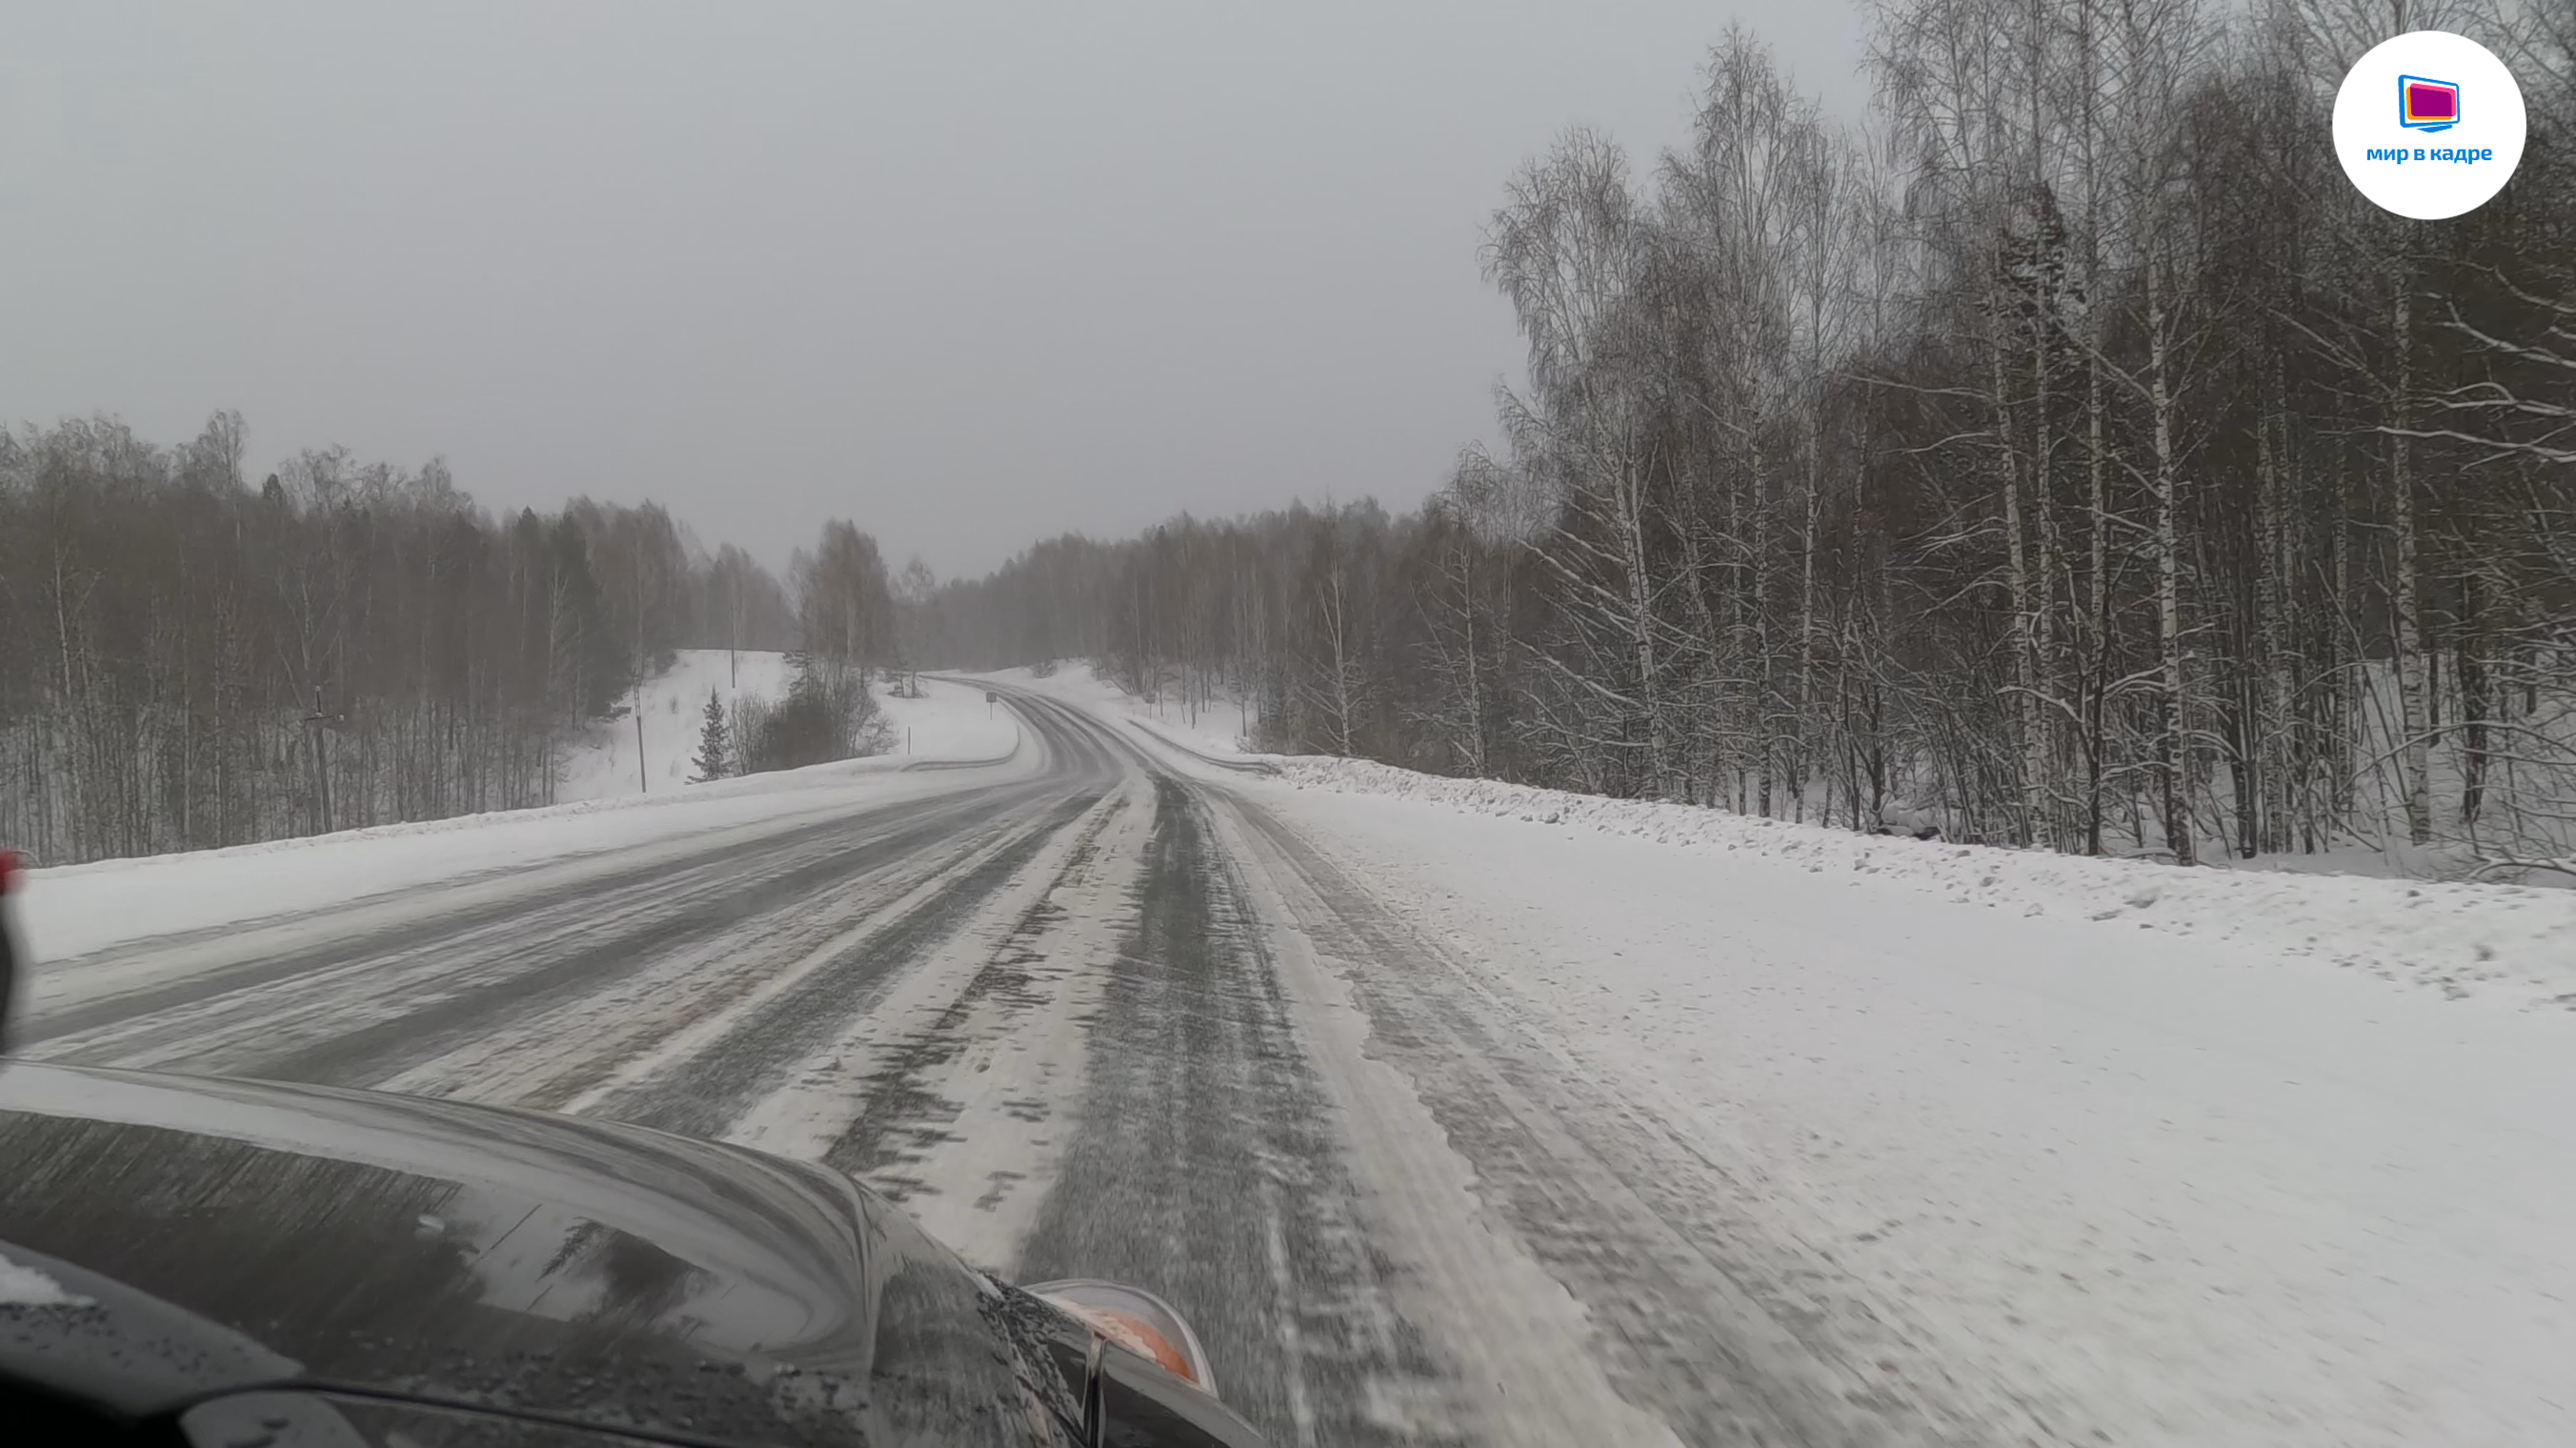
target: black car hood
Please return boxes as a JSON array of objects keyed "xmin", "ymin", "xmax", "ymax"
[{"xmin": 0, "ymin": 1061, "xmax": 1051, "ymax": 1447}]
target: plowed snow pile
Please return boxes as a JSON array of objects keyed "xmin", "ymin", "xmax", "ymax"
[
  {"xmin": 20, "ymin": 665, "xmax": 1028, "ymax": 963},
  {"xmin": 1276, "ymin": 754, "xmax": 2576, "ymax": 1009},
  {"xmin": 1240, "ymin": 751, "xmax": 2576, "ymax": 1445}
]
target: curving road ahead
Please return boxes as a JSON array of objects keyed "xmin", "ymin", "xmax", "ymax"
[{"xmin": 20, "ymin": 686, "xmax": 1941, "ymax": 1448}]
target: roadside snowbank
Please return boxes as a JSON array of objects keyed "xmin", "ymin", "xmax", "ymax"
[
  {"xmin": 1246, "ymin": 768, "xmax": 2576, "ymax": 1445},
  {"xmin": 984, "ymin": 660, "xmax": 2575, "ymax": 1004},
  {"xmin": 1272, "ymin": 755, "xmax": 2576, "ymax": 1011},
  {"xmin": 20, "ymin": 669, "xmax": 1031, "ymax": 963}
]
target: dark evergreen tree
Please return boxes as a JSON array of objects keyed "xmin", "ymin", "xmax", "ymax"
[{"xmin": 689, "ymin": 687, "xmax": 733, "ymax": 783}]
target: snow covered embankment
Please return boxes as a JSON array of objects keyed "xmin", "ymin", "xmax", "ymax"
[
  {"xmin": 21, "ymin": 660, "xmax": 1029, "ymax": 965},
  {"xmin": 1275, "ymin": 756, "xmax": 2576, "ymax": 1011}
]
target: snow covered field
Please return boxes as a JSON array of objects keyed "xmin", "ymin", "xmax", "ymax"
[
  {"xmin": 557, "ymin": 650, "xmax": 1020, "ymax": 801},
  {"xmin": 555, "ymin": 648, "xmax": 793, "ymax": 800},
  {"xmin": 875, "ymin": 674, "xmax": 1026, "ymax": 765}
]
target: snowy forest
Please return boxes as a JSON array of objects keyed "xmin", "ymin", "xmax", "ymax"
[
  {"xmin": 8, "ymin": 0, "xmax": 2573, "ymax": 878},
  {"xmin": 0, "ymin": 413, "xmax": 914, "ymax": 865},
  {"xmin": 911, "ymin": 0, "xmax": 2576, "ymax": 875}
]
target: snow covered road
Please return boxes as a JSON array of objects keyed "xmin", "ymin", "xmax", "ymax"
[{"xmin": 17, "ymin": 673, "xmax": 2576, "ymax": 1446}]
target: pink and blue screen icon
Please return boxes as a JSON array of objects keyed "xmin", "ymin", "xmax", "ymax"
[{"xmin": 2400, "ymin": 75, "xmax": 2459, "ymax": 131}]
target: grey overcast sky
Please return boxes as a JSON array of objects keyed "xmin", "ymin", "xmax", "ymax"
[{"xmin": 3, "ymin": 2, "xmax": 1870, "ymax": 579}]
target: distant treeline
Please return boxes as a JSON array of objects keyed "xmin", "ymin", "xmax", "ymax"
[
  {"xmin": 0, "ymin": 414, "xmax": 898, "ymax": 866},
  {"xmin": 911, "ymin": 0, "xmax": 2576, "ymax": 875}
]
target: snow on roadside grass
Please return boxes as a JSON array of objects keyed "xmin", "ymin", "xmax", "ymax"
[{"xmin": 1274, "ymin": 754, "xmax": 2576, "ymax": 1010}]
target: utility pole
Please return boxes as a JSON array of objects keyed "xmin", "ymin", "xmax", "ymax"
[
  {"xmin": 634, "ymin": 546, "xmax": 652, "ymax": 795},
  {"xmin": 302, "ymin": 684, "xmax": 345, "ymax": 835}
]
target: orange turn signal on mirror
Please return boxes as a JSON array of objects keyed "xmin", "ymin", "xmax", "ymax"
[
  {"xmin": 1028, "ymin": 1278, "xmax": 1217, "ymax": 1395},
  {"xmin": 1056, "ymin": 1302, "xmax": 1198, "ymax": 1384}
]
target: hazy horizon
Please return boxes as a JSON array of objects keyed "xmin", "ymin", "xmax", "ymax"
[{"xmin": 2, "ymin": 2, "xmax": 1870, "ymax": 580}]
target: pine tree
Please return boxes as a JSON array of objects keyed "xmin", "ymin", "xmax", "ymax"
[{"xmin": 689, "ymin": 687, "xmax": 732, "ymax": 783}]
